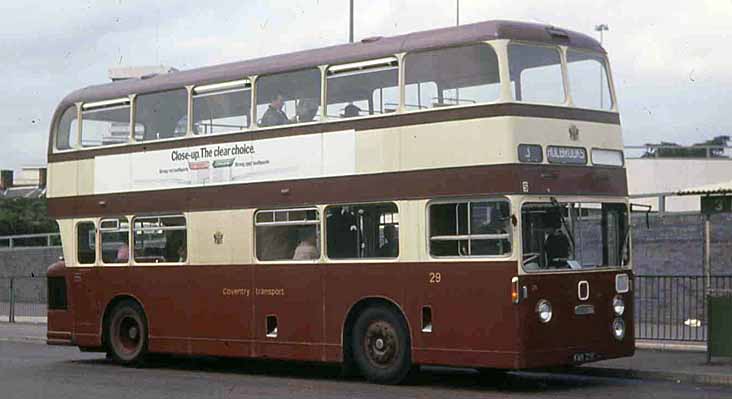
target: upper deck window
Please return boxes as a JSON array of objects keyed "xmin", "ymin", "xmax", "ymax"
[
  {"xmin": 134, "ymin": 89, "xmax": 188, "ymax": 142},
  {"xmin": 256, "ymin": 68, "xmax": 322, "ymax": 127},
  {"xmin": 567, "ymin": 50, "xmax": 613, "ymax": 110},
  {"xmin": 404, "ymin": 43, "xmax": 500, "ymax": 111},
  {"xmin": 508, "ymin": 44, "xmax": 565, "ymax": 104},
  {"xmin": 326, "ymin": 58, "xmax": 399, "ymax": 119},
  {"xmin": 81, "ymin": 100, "xmax": 131, "ymax": 148},
  {"xmin": 192, "ymin": 80, "xmax": 252, "ymax": 135},
  {"xmin": 55, "ymin": 106, "xmax": 79, "ymax": 151}
]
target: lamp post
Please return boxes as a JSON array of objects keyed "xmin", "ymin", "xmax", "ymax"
[
  {"xmin": 349, "ymin": 0, "xmax": 354, "ymax": 43},
  {"xmin": 595, "ymin": 24, "xmax": 609, "ymax": 108}
]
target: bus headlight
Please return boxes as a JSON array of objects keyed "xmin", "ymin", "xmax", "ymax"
[
  {"xmin": 613, "ymin": 295, "xmax": 625, "ymax": 316},
  {"xmin": 612, "ymin": 318, "xmax": 625, "ymax": 341},
  {"xmin": 536, "ymin": 299, "xmax": 553, "ymax": 323}
]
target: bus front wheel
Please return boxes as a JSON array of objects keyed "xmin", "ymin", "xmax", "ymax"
[
  {"xmin": 351, "ymin": 306, "xmax": 412, "ymax": 384},
  {"xmin": 105, "ymin": 300, "xmax": 148, "ymax": 366}
]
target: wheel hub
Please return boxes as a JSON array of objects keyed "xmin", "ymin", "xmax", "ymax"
[{"xmin": 364, "ymin": 321, "xmax": 399, "ymax": 368}]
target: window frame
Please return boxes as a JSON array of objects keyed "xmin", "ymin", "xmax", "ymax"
[
  {"xmin": 324, "ymin": 57, "xmax": 401, "ymax": 121},
  {"xmin": 54, "ymin": 103, "xmax": 82, "ymax": 152},
  {"xmin": 518, "ymin": 197, "xmax": 630, "ymax": 274},
  {"xmin": 322, "ymin": 201, "xmax": 401, "ymax": 262},
  {"xmin": 130, "ymin": 214, "xmax": 188, "ymax": 266},
  {"xmin": 80, "ymin": 98, "xmax": 133, "ymax": 148},
  {"xmin": 191, "ymin": 78, "xmax": 253, "ymax": 135},
  {"xmin": 99, "ymin": 216, "xmax": 132, "ymax": 267},
  {"xmin": 253, "ymin": 67, "xmax": 325, "ymax": 129},
  {"xmin": 402, "ymin": 41, "xmax": 503, "ymax": 114},
  {"xmin": 132, "ymin": 88, "xmax": 190, "ymax": 143},
  {"xmin": 75, "ymin": 220, "xmax": 98, "ymax": 266},
  {"xmin": 426, "ymin": 197, "xmax": 514, "ymax": 260},
  {"xmin": 253, "ymin": 207, "xmax": 322, "ymax": 263},
  {"xmin": 564, "ymin": 47, "xmax": 616, "ymax": 111},
  {"xmin": 507, "ymin": 41, "xmax": 569, "ymax": 106}
]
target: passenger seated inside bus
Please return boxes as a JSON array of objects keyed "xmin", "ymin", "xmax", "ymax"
[
  {"xmin": 377, "ymin": 224, "xmax": 399, "ymax": 257},
  {"xmin": 292, "ymin": 228, "xmax": 319, "ymax": 260},
  {"xmin": 342, "ymin": 103, "xmax": 361, "ymax": 118},
  {"xmin": 259, "ymin": 94, "xmax": 289, "ymax": 127}
]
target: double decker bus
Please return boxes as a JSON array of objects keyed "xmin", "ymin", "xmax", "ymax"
[{"xmin": 45, "ymin": 20, "xmax": 633, "ymax": 384}]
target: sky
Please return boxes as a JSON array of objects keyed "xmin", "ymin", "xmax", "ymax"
[{"xmin": 1, "ymin": 0, "xmax": 730, "ymax": 171}]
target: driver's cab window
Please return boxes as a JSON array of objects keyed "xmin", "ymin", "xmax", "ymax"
[{"xmin": 521, "ymin": 202, "xmax": 628, "ymax": 271}]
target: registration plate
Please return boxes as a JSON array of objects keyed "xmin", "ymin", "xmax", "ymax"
[{"xmin": 573, "ymin": 352, "xmax": 598, "ymax": 363}]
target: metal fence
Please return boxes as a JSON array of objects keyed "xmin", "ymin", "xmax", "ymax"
[
  {"xmin": 0, "ymin": 233, "xmax": 61, "ymax": 250},
  {"xmin": 635, "ymin": 275, "xmax": 732, "ymax": 342},
  {"xmin": 0, "ymin": 276, "xmax": 47, "ymax": 323}
]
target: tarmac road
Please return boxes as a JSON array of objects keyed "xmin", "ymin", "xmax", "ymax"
[{"xmin": 2, "ymin": 341, "xmax": 731, "ymax": 399}]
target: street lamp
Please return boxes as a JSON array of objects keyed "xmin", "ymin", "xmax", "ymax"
[{"xmin": 594, "ymin": 24, "xmax": 609, "ymax": 108}]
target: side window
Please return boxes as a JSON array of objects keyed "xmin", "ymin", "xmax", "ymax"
[
  {"xmin": 192, "ymin": 80, "xmax": 252, "ymax": 135},
  {"xmin": 429, "ymin": 200, "xmax": 511, "ymax": 257},
  {"xmin": 326, "ymin": 58, "xmax": 399, "ymax": 119},
  {"xmin": 255, "ymin": 209, "xmax": 320, "ymax": 261},
  {"xmin": 508, "ymin": 44, "xmax": 565, "ymax": 104},
  {"xmin": 256, "ymin": 68, "xmax": 322, "ymax": 127},
  {"xmin": 567, "ymin": 50, "xmax": 613, "ymax": 110},
  {"xmin": 134, "ymin": 89, "xmax": 188, "ymax": 142},
  {"xmin": 133, "ymin": 216, "xmax": 187, "ymax": 263},
  {"xmin": 55, "ymin": 106, "xmax": 79, "ymax": 151},
  {"xmin": 76, "ymin": 222, "xmax": 96, "ymax": 265},
  {"xmin": 100, "ymin": 217, "xmax": 130, "ymax": 264},
  {"xmin": 326, "ymin": 203, "xmax": 399, "ymax": 259},
  {"xmin": 405, "ymin": 43, "xmax": 501, "ymax": 111},
  {"xmin": 81, "ymin": 100, "xmax": 131, "ymax": 148}
]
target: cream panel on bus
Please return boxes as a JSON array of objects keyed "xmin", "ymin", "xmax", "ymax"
[
  {"xmin": 57, "ymin": 219, "xmax": 75, "ymax": 267},
  {"xmin": 355, "ymin": 128, "xmax": 401, "ymax": 174},
  {"xmin": 511, "ymin": 117, "xmax": 623, "ymax": 155},
  {"xmin": 187, "ymin": 209, "xmax": 253, "ymax": 265},
  {"xmin": 398, "ymin": 117, "xmax": 514, "ymax": 172},
  {"xmin": 398, "ymin": 200, "xmax": 428, "ymax": 262},
  {"xmin": 77, "ymin": 158, "xmax": 95, "ymax": 196},
  {"xmin": 47, "ymin": 161, "xmax": 79, "ymax": 198}
]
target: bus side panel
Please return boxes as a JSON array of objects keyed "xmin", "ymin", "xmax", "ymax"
[
  {"xmin": 253, "ymin": 264, "xmax": 324, "ymax": 361},
  {"xmin": 93, "ymin": 266, "xmax": 192, "ymax": 355},
  {"xmin": 187, "ymin": 265, "xmax": 254, "ymax": 358},
  {"xmin": 323, "ymin": 263, "xmax": 409, "ymax": 361},
  {"xmin": 405, "ymin": 261, "xmax": 520, "ymax": 368},
  {"xmin": 69, "ymin": 267, "xmax": 102, "ymax": 348}
]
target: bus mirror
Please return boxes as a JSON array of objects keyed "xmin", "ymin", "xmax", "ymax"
[{"xmin": 630, "ymin": 203, "xmax": 652, "ymax": 229}]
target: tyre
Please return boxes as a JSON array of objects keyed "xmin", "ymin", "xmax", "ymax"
[
  {"xmin": 105, "ymin": 300, "xmax": 148, "ymax": 366},
  {"xmin": 351, "ymin": 306, "xmax": 412, "ymax": 384}
]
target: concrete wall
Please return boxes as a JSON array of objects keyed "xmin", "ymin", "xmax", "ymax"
[{"xmin": 0, "ymin": 247, "xmax": 62, "ymax": 278}]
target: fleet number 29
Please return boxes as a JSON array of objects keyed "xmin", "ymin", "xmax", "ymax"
[{"xmin": 429, "ymin": 272, "xmax": 442, "ymax": 284}]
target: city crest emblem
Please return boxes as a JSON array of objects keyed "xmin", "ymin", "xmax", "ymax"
[{"xmin": 213, "ymin": 231, "xmax": 224, "ymax": 245}]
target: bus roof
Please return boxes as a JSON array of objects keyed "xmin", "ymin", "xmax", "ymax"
[{"xmin": 54, "ymin": 20, "xmax": 602, "ymax": 112}]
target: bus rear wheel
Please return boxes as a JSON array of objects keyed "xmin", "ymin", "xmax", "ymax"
[
  {"xmin": 351, "ymin": 306, "xmax": 411, "ymax": 384},
  {"xmin": 106, "ymin": 300, "xmax": 148, "ymax": 366}
]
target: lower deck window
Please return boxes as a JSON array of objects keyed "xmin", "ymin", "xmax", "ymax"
[
  {"xmin": 255, "ymin": 209, "xmax": 320, "ymax": 261},
  {"xmin": 521, "ymin": 201, "xmax": 628, "ymax": 271},
  {"xmin": 100, "ymin": 217, "xmax": 130, "ymax": 264},
  {"xmin": 326, "ymin": 203, "xmax": 399, "ymax": 259},
  {"xmin": 133, "ymin": 216, "xmax": 187, "ymax": 263},
  {"xmin": 429, "ymin": 200, "xmax": 512, "ymax": 257}
]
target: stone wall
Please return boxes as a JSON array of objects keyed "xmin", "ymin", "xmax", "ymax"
[{"xmin": 632, "ymin": 213, "xmax": 732, "ymax": 276}]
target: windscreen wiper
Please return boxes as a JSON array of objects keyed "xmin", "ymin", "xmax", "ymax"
[{"xmin": 549, "ymin": 197, "xmax": 576, "ymax": 254}]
